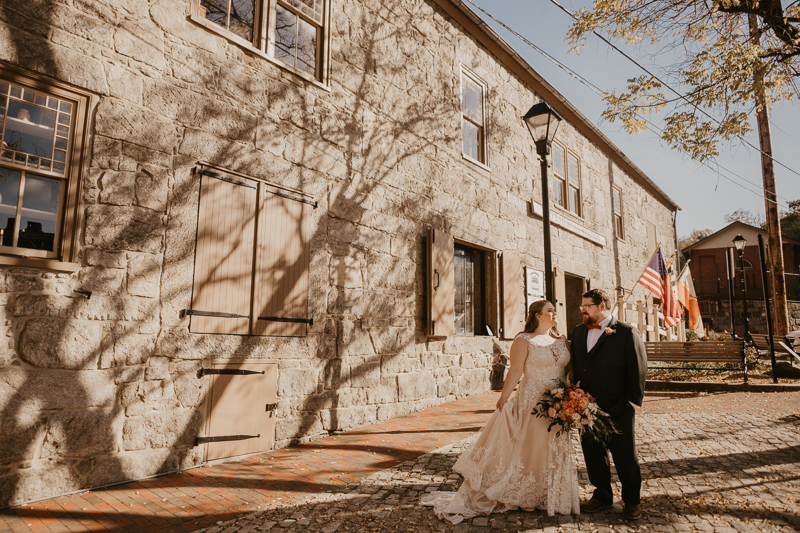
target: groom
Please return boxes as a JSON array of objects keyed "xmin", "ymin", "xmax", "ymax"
[{"xmin": 571, "ymin": 288, "xmax": 647, "ymax": 520}]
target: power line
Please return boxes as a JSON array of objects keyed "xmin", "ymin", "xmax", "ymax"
[
  {"xmin": 545, "ymin": 0, "xmax": 800, "ymax": 179},
  {"xmin": 462, "ymin": 0, "xmax": 793, "ymax": 209}
]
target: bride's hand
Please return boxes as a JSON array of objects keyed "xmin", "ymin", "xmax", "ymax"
[{"xmin": 496, "ymin": 396, "xmax": 508, "ymax": 410}]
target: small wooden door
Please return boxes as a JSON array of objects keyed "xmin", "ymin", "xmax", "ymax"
[
  {"xmin": 427, "ymin": 228, "xmax": 454, "ymax": 337},
  {"xmin": 204, "ymin": 362, "xmax": 277, "ymax": 461}
]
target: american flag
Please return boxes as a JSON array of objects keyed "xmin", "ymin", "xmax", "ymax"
[{"xmin": 638, "ymin": 248, "xmax": 682, "ymax": 327}]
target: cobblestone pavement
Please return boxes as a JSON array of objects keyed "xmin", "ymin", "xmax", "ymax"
[
  {"xmin": 197, "ymin": 391, "xmax": 800, "ymax": 533},
  {"xmin": 2, "ymin": 391, "xmax": 798, "ymax": 532}
]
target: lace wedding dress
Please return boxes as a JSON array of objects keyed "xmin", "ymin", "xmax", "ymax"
[{"xmin": 421, "ymin": 333, "xmax": 580, "ymax": 523}]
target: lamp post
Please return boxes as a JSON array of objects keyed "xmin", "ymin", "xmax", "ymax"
[
  {"xmin": 733, "ymin": 234, "xmax": 750, "ymax": 339},
  {"xmin": 523, "ymin": 102, "xmax": 563, "ymax": 303}
]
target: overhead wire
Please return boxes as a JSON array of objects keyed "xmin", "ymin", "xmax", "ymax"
[{"xmin": 461, "ymin": 0, "xmax": 793, "ymax": 210}]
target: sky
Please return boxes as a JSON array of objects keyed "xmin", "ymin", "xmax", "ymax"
[{"xmin": 469, "ymin": 0, "xmax": 800, "ymax": 238}]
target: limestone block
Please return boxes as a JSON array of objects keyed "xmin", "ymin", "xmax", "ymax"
[
  {"xmin": 86, "ymin": 448, "xmax": 178, "ymax": 489},
  {"xmin": 255, "ymin": 117, "xmax": 286, "ymax": 156},
  {"xmin": 365, "ymin": 376, "xmax": 398, "ymax": 405},
  {"xmin": 381, "ymin": 354, "xmax": 421, "ymax": 373},
  {"xmin": 173, "ymin": 372, "xmax": 204, "ymax": 408},
  {"xmin": 322, "ymin": 359, "xmax": 348, "ymax": 390},
  {"xmin": 320, "ymin": 405, "xmax": 377, "ymax": 431},
  {"xmin": 145, "ymin": 365, "xmax": 169, "ymax": 381},
  {"xmin": 436, "ymin": 377, "xmax": 453, "ymax": 397},
  {"xmin": 278, "ymin": 368, "xmax": 318, "ymax": 398},
  {"xmin": 275, "ymin": 416, "xmax": 324, "ymax": 442},
  {"xmin": 338, "ymin": 320, "xmax": 375, "ymax": 357},
  {"xmin": 127, "ymin": 253, "xmax": 161, "ymax": 297},
  {"xmin": 178, "ymin": 128, "xmax": 251, "ymax": 166},
  {"xmin": 330, "ymin": 255, "xmax": 363, "ymax": 288},
  {"xmin": 327, "ymin": 287, "xmax": 366, "ymax": 316},
  {"xmin": 2, "ymin": 273, "xmax": 45, "ymax": 293},
  {"xmin": 365, "ymin": 255, "xmax": 416, "ymax": 291},
  {"xmin": 122, "ymin": 410, "xmax": 202, "ymax": 451},
  {"xmin": 0, "ymin": 464, "xmax": 80, "ymax": 508},
  {"xmin": 19, "ymin": 319, "xmax": 104, "ymax": 370},
  {"xmin": 106, "ymin": 63, "xmax": 142, "ymax": 104},
  {"xmin": 99, "ymin": 170, "xmax": 136, "ymax": 206},
  {"xmin": 40, "ymin": 410, "xmax": 122, "ymax": 458},
  {"xmin": 114, "ymin": 20, "xmax": 166, "ymax": 71},
  {"xmin": 85, "ymin": 248, "xmax": 126, "ymax": 268},
  {"xmin": 14, "ymin": 294, "xmax": 157, "ymax": 322},
  {"xmin": 85, "ymin": 205, "xmax": 164, "ymax": 254},
  {"xmin": 135, "ymin": 165, "xmax": 169, "ymax": 212},
  {"xmin": 456, "ymin": 368, "xmax": 489, "ymax": 396},
  {"xmin": 95, "ymin": 99, "xmax": 179, "ymax": 153},
  {"xmin": 397, "ymin": 371, "xmax": 435, "ymax": 402},
  {"xmin": 78, "ymin": 266, "xmax": 126, "ymax": 294},
  {"xmin": 0, "ymin": 411, "xmax": 44, "ymax": 463},
  {"xmin": 0, "ymin": 367, "xmax": 118, "ymax": 411},
  {"xmin": 349, "ymin": 362, "xmax": 380, "ymax": 388},
  {"xmin": 376, "ymin": 401, "xmax": 414, "ymax": 422}
]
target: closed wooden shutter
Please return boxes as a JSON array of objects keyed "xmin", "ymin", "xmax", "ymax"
[
  {"xmin": 427, "ymin": 228, "xmax": 454, "ymax": 337},
  {"xmin": 501, "ymin": 252, "xmax": 522, "ymax": 339},
  {"xmin": 554, "ymin": 267, "xmax": 567, "ymax": 333},
  {"xmin": 189, "ymin": 176, "xmax": 256, "ymax": 334},
  {"xmin": 204, "ymin": 362, "xmax": 277, "ymax": 460},
  {"xmin": 252, "ymin": 186, "xmax": 312, "ymax": 336}
]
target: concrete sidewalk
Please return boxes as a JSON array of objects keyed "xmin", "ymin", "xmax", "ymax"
[{"xmin": 2, "ymin": 390, "xmax": 799, "ymax": 532}]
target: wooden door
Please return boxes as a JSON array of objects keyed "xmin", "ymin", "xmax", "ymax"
[
  {"xmin": 204, "ymin": 362, "xmax": 277, "ymax": 461},
  {"xmin": 427, "ymin": 228, "xmax": 454, "ymax": 337},
  {"xmin": 501, "ymin": 252, "xmax": 522, "ymax": 339},
  {"xmin": 554, "ymin": 267, "xmax": 567, "ymax": 333}
]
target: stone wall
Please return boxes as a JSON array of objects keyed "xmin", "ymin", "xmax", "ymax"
[
  {"xmin": 708, "ymin": 300, "xmax": 800, "ymax": 335},
  {"xmin": 0, "ymin": 0, "xmax": 677, "ymax": 505}
]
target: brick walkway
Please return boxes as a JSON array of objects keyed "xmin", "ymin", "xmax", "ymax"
[{"xmin": 2, "ymin": 390, "xmax": 799, "ymax": 532}]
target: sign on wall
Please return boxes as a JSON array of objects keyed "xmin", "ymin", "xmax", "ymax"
[{"xmin": 525, "ymin": 266, "xmax": 545, "ymax": 311}]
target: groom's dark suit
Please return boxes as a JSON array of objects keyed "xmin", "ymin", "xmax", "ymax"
[{"xmin": 572, "ymin": 317, "xmax": 647, "ymax": 506}]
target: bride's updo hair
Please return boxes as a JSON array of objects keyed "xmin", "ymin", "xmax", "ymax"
[{"xmin": 522, "ymin": 299, "xmax": 560, "ymax": 338}]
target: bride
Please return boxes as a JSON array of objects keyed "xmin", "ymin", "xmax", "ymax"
[{"xmin": 422, "ymin": 300, "xmax": 580, "ymax": 523}]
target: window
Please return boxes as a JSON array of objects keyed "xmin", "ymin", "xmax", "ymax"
[
  {"xmin": 461, "ymin": 70, "xmax": 486, "ymax": 165},
  {"xmin": 193, "ymin": 0, "xmax": 329, "ymax": 83},
  {"xmin": 552, "ymin": 143, "xmax": 566, "ymax": 209},
  {"xmin": 0, "ymin": 71, "xmax": 89, "ymax": 270},
  {"xmin": 612, "ymin": 187, "xmax": 624, "ymax": 239},
  {"xmin": 454, "ymin": 245, "xmax": 487, "ymax": 336},
  {"xmin": 566, "ymin": 152, "xmax": 581, "ymax": 216},
  {"xmin": 187, "ymin": 165, "xmax": 315, "ymax": 336}
]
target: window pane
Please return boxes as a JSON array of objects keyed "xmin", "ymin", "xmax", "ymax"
[
  {"xmin": 201, "ymin": 0, "xmax": 229, "ymax": 28},
  {"xmin": 464, "ymin": 259, "xmax": 474, "ymax": 335},
  {"xmin": 462, "ymin": 119, "xmax": 480, "ymax": 161},
  {"xmin": 461, "ymin": 77, "xmax": 482, "ymax": 123},
  {"xmin": 454, "ymin": 251, "xmax": 466, "ymax": 335},
  {"xmin": 612, "ymin": 188, "xmax": 620, "ymax": 213},
  {"xmin": 296, "ymin": 16, "xmax": 317, "ymax": 74},
  {"xmin": 569, "ymin": 186, "xmax": 579, "ymax": 215},
  {"xmin": 0, "ymin": 167, "xmax": 21, "ymax": 247},
  {"xmin": 4, "ymin": 100, "xmax": 57, "ymax": 159},
  {"xmin": 18, "ymin": 173, "xmax": 60, "ymax": 252},
  {"xmin": 553, "ymin": 177, "xmax": 564, "ymax": 208},
  {"xmin": 567, "ymin": 154, "xmax": 579, "ymax": 186},
  {"xmin": 552, "ymin": 144, "xmax": 564, "ymax": 177},
  {"xmin": 285, "ymin": 0, "xmax": 323, "ymax": 24},
  {"xmin": 229, "ymin": 0, "xmax": 256, "ymax": 42},
  {"xmin": 274, "ymin": 5, "xmax": 297, "ymax": 67}
]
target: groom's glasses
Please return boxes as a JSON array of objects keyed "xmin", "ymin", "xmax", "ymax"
[{"xmin": 579, "ymin": 304, "xmax": 598, "ymax": 311}]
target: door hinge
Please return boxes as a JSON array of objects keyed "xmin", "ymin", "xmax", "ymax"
[
  {"xmin": 199, "ymin": 368, "xmax": 265, "ymax": 377},
  {"xmin": 266, "ymin": 403, "xmax": 277, "ymax": 412},
  {"xmin": 195, "ymin": 434, "xmax": 260, "ymax": 445},
  {"xmin": 182, "ymin": 309, "xmax": 251, "ymax": 319},
  {"xmin": 195, "ymin": 167, "xmax": 256, "ymax": 189},
  {"xmin": 258, "ymin": 316, "xmax": 313, "ymax": 325}
]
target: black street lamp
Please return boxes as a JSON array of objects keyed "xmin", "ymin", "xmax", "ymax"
[
  {"xmin": 523, "ymin": 102, "xmax": 563, "ymax": 303},
  {"xmin": 733, "ymin": 234, "xmax": 750, "ymax": 339}
]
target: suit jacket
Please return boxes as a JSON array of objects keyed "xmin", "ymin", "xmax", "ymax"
[{"xmin": 571, "ymin": 317, "xmax": 647, "ymax": 420}]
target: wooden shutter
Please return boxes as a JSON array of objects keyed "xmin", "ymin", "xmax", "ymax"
[
  {"xmin": 647, "ymin": 221, "xmax": 657, "ymax": 256},
  {"xmin": 427, "ymin": 228, "xmax": 454, "ymax": 337},
  {"xmin": 252, "ymin": 186, "xmax": 312, "ymax": 336},
  {"xmin": 501, "ymin": 252, "xmax": 522, "ymax": 339},
  {"xmin": 204, "ymin": 362, "xmax": 277, "ymax": 461},
  {"xmin": 189, "ymin": 175, "xmax": 256, "ymax": 334},
  {"xmin": 554, "ymin": 267, "xmax": 567, "ymax": 333}
]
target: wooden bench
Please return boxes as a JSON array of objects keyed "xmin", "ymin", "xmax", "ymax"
[
  {"xmin": 749, "ymin": 334, "xmax": 800, "ymax": 366},
  {"xmin": 645, "ymin": 341, "xmax": 748, "ymax": 383}
]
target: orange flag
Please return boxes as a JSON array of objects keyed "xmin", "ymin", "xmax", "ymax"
[{"xmin": 676, "ymin": 265, "xmax": 705, "ymax": 337}]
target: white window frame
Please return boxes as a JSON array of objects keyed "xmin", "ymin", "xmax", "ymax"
[
  {"xmin": 612, "ymin": 186, "xmax": 624, "ymax": 240},
  {"xmin": 189, "ymin": 0, "xmax": 332, "ymax": 88},
  {"xmin": 565, "ymin": 150, "xmax": 581, "ymax": 218},
  {"xmin": 459, "ymin": 66, "xmax": 489, "ymax": 170}
]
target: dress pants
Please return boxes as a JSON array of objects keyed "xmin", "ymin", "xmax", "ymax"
[{"xmin": 580, "ymin": 403, "xmax": 641, "ymax": 505}]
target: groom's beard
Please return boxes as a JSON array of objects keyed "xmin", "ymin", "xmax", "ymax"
[{"xmin": 582, "ymin": 313, "xmax": 598, "ymax": 325}]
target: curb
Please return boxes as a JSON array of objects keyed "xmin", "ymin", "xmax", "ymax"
[{"xmin": 646, "ymin": 380, "xmax": 800, "ymax": 392}]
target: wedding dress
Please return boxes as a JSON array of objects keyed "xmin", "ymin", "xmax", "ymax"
[{"xmin": 421, "ymin": 333, "xmax": 580, "ymax": 523}]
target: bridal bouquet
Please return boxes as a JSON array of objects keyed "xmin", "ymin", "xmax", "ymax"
[{"xmin": 532, "ymin": 378, "xmax": 618, "ymax": 440}]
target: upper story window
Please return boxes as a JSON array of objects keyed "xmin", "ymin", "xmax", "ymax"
[
  {"xmin": 461, "ymin": 70, "xmax": 486, "ymax": 165},
  {"xmin": 0, "ymin": 71, "xmax": 89, "ymax": 270},
  {"xmin": 194, "ymin": 0, "xmax": 329, "ymax": 83},
  {"xmin": 551, "ymin": 143, "xmax": 581, "ymax": 217},
  {"xmin": 613, "ymin": 187, "xmax": 624, "ymax": 239}
]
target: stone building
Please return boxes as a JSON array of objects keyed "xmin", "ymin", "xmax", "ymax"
[{"xmin": 0, "ymin": 0, "xmax": 678, "ymax": 506}]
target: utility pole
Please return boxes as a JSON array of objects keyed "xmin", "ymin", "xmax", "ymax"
[{"xmin": 749, "ymin": 14, "xmax": 789, "ymax": 336}]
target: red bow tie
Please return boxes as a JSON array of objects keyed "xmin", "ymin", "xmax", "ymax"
[{"xmin": 587, "ymin": 324, "xmax": 603, "ymax": 330}]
